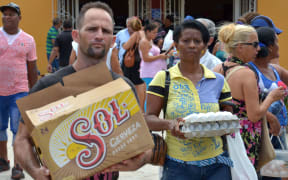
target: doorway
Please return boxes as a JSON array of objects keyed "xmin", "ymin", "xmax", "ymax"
[{"xmin": 184, "ymin": 0, "xmax": 233, "ymax": 26}]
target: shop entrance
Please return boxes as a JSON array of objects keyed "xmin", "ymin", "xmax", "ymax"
[{"xmin": 56, "ymin": 0, "xmax": 129, "ymax": 31}]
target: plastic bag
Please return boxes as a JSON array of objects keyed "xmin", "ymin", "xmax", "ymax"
[
  {"xmin": 227, "ymin": 130, "xmax": 258, "ymax": 180},
  {"xmin": 162, "ymin": 30, "xmax": 174, "ymax": 51}
]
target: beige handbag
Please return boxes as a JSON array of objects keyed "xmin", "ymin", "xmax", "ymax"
[{"xmin": 256, "ymin": 115, "xmax": 276, "ymax": 171}]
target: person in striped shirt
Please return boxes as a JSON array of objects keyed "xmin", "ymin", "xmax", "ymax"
[{"xmin": 46, "ymin": 17, "xmax": 61, "ymax": 72}]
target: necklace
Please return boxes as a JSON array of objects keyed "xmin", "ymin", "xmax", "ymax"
[{"xmin": 228, "ymin": 56, "xmax": 245, "ymax": 65}]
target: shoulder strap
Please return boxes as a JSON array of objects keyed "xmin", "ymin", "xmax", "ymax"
[
  {"xmin": 244, "ymin": 63, "xmax": 259, "ymax": 83},
  {"xmin": 163, "ymin": 70, "xmax": 170, "ymax": 119},
  {"xmin": 225, "ymin": 65, "xmax": 245, "ymax": 81},
  {"xmin": 270, "ymin": 64, "xmax": 281, "ymax": 81}
]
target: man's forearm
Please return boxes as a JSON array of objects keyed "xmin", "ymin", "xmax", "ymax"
[
  {"xmin": 48, "ymin": 48, "xmax": 58, "ymax": 65},
  {"xmin": 14, "ymin": 124, "xmax": 41, "ymax": 178},
  {"xmin": 27, "ymin": 61, "xmax": 38, "ymax": 88},
  {"xmin": 16, "ymin": 139, "xmax": 41, "ymax": 177}
]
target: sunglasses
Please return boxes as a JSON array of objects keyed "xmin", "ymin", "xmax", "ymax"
[{"xmin": 240, "ymin": 42, "xmax": 259, "ymax": 48}]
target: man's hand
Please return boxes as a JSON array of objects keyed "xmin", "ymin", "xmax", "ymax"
[
  {"xmin": 266, "ymin": 111, "xmax": 280, "ymax": 136},
  {"xmin": 47, "ymin": 64, "xmax": 53, "ymax": 73},
  {"xmin": 103, "ymin": 149, "xmax": 153, "ymax": 172},
  {"xmin": 32, "ymin": 166, "xmax": 50, "ymax": 180}
]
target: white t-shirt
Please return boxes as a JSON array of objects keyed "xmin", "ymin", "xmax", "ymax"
[
  {"xmin": 200, "ymin": 50, "xmax": 222, "ymax": 70},
  {"xmin": 0, "ymin": 27, "xmax": 22, "ymax": 45}
]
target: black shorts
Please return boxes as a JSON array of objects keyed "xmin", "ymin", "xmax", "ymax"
[{"xmin": 121, "ymin": 60, "xmax": 144, "ymax": 85}]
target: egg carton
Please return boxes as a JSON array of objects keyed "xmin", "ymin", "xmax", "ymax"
[
  {"xmin": 183, "ymin": 111, "xmax": 238, "ymax": 123},
  {"xmin": 180, "ymin": 111, "xmax": 240, "ymax": 138},
  {"xmin": 261, "ymin": 160, "xmax": 288, "ymax": 177},
  {"xmin": 180, "ymin": 121, "xmax": 241, "ymax": 138}
]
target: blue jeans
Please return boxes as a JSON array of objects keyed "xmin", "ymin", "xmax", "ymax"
[
  {"xmin": 0, "ymin": 92, "xmax": 28, "ymax": 142},
  {"xmin": 47, "ymin": 53, "xmax": 59, "ymax": 72},
  {"xmin": 161, "ymin": 158, "xmax": 232, "ymax": 180}
]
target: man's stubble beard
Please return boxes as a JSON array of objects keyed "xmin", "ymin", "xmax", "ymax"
[{"xmin": 86, "ymin": 45, "xmax": 106, "ymax": 60}]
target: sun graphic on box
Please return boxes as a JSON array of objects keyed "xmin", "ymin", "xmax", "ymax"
[{"xmin": 49, "ymin": 91, "xmax": 139, "ymax": 168}]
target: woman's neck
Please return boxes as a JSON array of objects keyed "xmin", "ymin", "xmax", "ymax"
[
  {"xmin": 232, "ymin": 51, "xmax": 248, "ymax": 64},
  {"xmin": 252, "ymin": 57, "xmax": 270, "ymax": 69},
  {"xmin": 179, "ymin": 60, "xmax": 201, "ymax": 73},
  {"xmin": 229, "ymin": 56, "xmax": 245, "ymax": 65},
  {"xmin": 179, "ymin": 61, "xmax": 203, "ymax": 86}
]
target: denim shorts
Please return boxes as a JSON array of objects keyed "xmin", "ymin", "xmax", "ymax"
[
  {"xmin": 0, "ymin": 92, "xmax": 28, "ymax": 141},
  {"xmin": 161, "ymin": 158, "xmax": 232, "ymax": 180}
]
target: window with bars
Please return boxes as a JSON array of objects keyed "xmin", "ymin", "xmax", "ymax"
[{"xmin": 240, "ymin": 0, "xmax": 256, "ymax": 15}]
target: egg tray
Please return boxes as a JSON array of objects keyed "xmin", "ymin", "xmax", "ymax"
[
  {"xmin": 179, "ymin": 111, "xmax": 240, "ymax": 138},
  {"xmin": 180, "ymin": 120, "xmax": 241, "ymax": 138},
  {"xmin": 260, "ymin": 160, "xmax": 288, "ymax": 177}
]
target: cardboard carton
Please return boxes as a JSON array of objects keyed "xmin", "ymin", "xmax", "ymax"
[{"xmin": 17, "ymin": 63, "xmax": 154, "ymax": 179}]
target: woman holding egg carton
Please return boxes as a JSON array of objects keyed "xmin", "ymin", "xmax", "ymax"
[{"xmin": 146, "ymin": 20, "xmax": 234, "ymax": 180}]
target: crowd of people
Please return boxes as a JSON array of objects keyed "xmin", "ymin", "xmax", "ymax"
[{"xmin": 0, "ymin": 1, "xmax": 288, "ymax": 180}]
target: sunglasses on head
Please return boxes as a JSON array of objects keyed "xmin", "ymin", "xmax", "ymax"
[{"xmin": 240, "ymin": 42, "xmax": 259, "ymax": 48}]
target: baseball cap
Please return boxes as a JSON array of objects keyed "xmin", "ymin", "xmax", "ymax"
[
  {"xmin": 0, "ymin": 2, "xmax": 21, "ymax": 15},
  {"xmin": 250, "ymin": 15, "xmax": 282, "ymax": 34},
  {"xmin": 184, "ymin": 15, "xmax": 194, "ymax": 21}
]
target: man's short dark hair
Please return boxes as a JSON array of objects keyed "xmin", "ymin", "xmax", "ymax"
[
  {"xmin": 166, "ymin": 15, "xmax": 174, "ymax": 23},
  {"xmin": 77, "ymin": 2, "xmax": 114, "ymax": 29},
  {"xmin": 63, "ymin": 19, "xmax": 73, "ymax": 29},
  {"xmin": 53, "ymin": 17, "xmax": 61, "ymax": 26}
]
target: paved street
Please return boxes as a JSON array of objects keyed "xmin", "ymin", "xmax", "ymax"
[
  {"xmin": 0, "ymin": 128, "xmax": 160, "ymax": 180},
  {"xmin": 1, "ymin": 125, "xmax": 286, "ymax": 180}
]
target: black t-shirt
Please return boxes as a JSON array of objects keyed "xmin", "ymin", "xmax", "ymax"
[
  {"xmin": 30, "ymin": 65, "xmax": 138, "ymax": 96},
  {"xmin": 23, "ymin": 65, "xmax": 139, "ymax": 180},
  {"xmin": 54, "ymin": 30, "xmax": 73, "ymax": 67}
]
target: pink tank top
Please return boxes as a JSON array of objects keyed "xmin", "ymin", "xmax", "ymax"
[{"xmin": 139, "ymin": 43, "xmax": 167, "ymax": 78}]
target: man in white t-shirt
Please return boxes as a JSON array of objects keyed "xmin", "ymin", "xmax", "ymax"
[{"xmin": 196, "ymin": 18, "xmax": 222, "ymax": 70}]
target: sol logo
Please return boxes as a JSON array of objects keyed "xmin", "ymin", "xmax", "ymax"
[{"xmin": 69, "ymin": 99, "xmax": 130, "ymax": 169}]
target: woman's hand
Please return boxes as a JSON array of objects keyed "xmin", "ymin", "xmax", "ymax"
[
  {"xmin": 159, "ymin": 53, "xmax": 168, "ymax": 60},
  {"xmin": 266, "ymin": 111, "xmax": 281, "ymax": 136},
  {"xmin": 169, "ymin": 118, "xmax": 186, "ymax": 139},
  {"xmin": 267, "ymin": 87, "xmax": 286, "ymax": 102}
]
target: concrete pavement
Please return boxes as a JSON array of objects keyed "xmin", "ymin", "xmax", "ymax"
[
  {"xmin": 0, "ymin": 128, "xmax": 159, "ymax": 180},
  {"xmin": 1, "ymin": 125, "xmax": 286, "ymax": 180},
  {"xmin": 0, "ymin": 129, "xmax": 32, "ymax": 180}
]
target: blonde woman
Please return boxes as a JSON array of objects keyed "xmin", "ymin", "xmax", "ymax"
[{"xmin": 213, "ymin": 23, "xmax": 285, "ymax": 167}]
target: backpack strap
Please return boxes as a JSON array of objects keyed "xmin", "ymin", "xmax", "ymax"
[{"xmin": 163, "ymin": 70, "xmax": 170, "ymax": 119}]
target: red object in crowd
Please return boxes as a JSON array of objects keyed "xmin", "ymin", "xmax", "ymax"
[{"xmin": 277, "ymin": 81, "xmax": 287, "ymax": 89}]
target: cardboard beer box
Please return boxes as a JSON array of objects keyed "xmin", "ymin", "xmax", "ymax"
[{"xmin": 17, "ymin": 63, "xmax": 154, "ymax": 180}]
